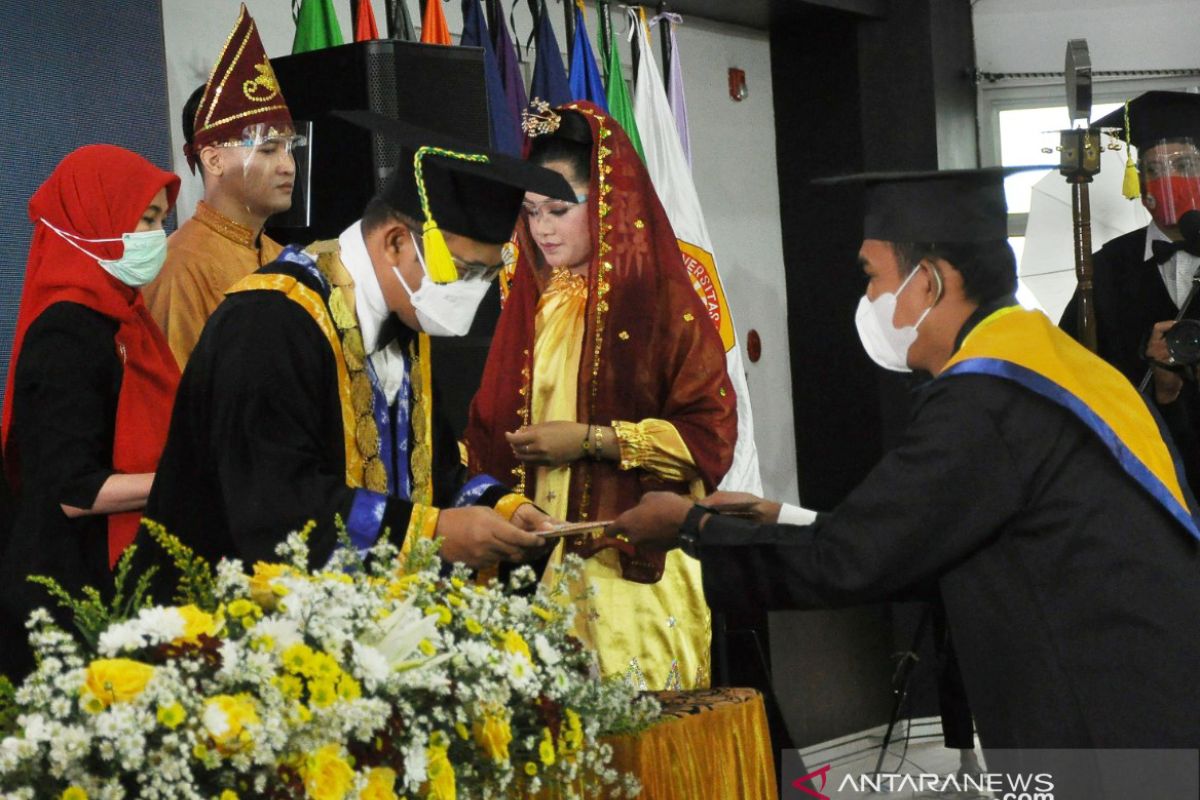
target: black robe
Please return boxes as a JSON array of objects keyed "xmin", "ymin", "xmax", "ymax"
[
  {"xmin": 1060, "ymin": 227, "xmax": 1200, "ymax": 496},
  {"xmin": 139, "ymin": 257, "xmax": 509, "ymax": 584},
  {"xmin": 1, "ymin": 302, "xmax": 120, "ymax": 678},
  {"xmin": 696, "ymin": 338, "xmax": 1200, "ymax": 749}
]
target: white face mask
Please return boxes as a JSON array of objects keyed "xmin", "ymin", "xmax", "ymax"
[
  {"xmin": 42, "ymin": 218, "xmax": 168, "ymax": 288},
  {"xmin": 854, "ymin": 266, "xmax": 934, "ymax": 373},
  {"xmin": 391, "ymin": 231, "xmax": 491, "ymax": 337}
]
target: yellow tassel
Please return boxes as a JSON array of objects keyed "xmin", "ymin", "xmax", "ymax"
[
  {"xmin": 422, "ymin": 220, "xmax": 459, "ymax": 284},
  {"xmin": 1122, "ymin": 157, "xmax": 1141, "ymax": 200}
]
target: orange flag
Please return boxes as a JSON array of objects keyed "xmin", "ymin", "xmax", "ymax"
[
  {"xmin": 421, "ymin": 0, "xmax": 451, "ymax": 45},
  {"xmin": 355, "ymin": 0, "xmax": 380, "ymax": 41}
]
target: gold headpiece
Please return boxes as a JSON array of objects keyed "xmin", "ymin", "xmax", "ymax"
[{"xmin": 521, "ymin": 99, "xmax": 562, "ymax": 138}]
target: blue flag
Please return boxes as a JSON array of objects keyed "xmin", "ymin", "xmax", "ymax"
[
  {"xmin": 567, "ymin": 3, "xmax": 607, "ymax": 110},
  {"xmin": 530, "ymin": 0, "xmax": 570, "ymax": 106},
  {"xmin": 460, "ymin": 0, "xmax": 522, "ymax": 155}
]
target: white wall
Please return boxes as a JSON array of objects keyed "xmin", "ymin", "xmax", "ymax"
[
  {"xmin": 974, "ymin": 0, "xmax": 1200, "ymax": 73},
  {"xmin": 159, "ymin": 1, "xmax": 799, "ymax": 504}
]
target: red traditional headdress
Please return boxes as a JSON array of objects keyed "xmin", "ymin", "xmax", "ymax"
[{"xmin": 184, "ymin": 4, "xmax": 294, "ymax": 170}]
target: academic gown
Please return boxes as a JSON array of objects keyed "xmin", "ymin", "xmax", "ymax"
[
  {"xmin": 1060, "ymin": 226, "xmax": 1200, "ymax": 496},
  {"xmin": 0, "ymin": 302, "xmax": 120, "ymax": 678},
  {"xmin": 140, "ymin": 256, "xmax": 510, "ymax": 581},
  {"xmin": 696, "ymin": 339, "xmax": 1200, "ymax": 749}
]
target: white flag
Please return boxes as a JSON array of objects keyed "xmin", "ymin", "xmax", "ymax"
[{"xmin": 629, "ymin": 12, "xmax": 762, "ymax": 495}]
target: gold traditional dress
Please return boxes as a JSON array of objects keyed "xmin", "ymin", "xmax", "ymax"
[{"xmin": 143, "ymin": 201, "xmax": 282, "ymax": 368}]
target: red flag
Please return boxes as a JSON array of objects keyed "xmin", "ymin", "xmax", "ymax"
[
  {"xmin": 355, "ymin": 0, "xmax": 380, "ymax": 41},
  {"xmin": 421, "ymin": 0, "xmax": 451, "ymax": 45}
]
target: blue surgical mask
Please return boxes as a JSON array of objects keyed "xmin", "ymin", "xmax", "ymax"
[{"xmin": 41, "ymin": 218, "xmax": 168, "ymax": 288}]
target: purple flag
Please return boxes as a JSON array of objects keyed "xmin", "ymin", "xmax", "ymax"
[
  {"xmin": 489, "ymin": 0, "xmax": 528, "ymax": 136},
  {"xmin": 460, "ymin": 0, "xmax": 522, "ymax": 155},
  {"xmin": 652, "ymin": 12, "xmax": 691, "ymax": 168}
]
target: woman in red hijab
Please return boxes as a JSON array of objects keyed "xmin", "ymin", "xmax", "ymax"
[
  {"xmin": 0, "ymin": 145, "xmax": 180, "ymax": 676},
  {"xmin": 466, "ymin": 103, "xmax": 737, "ymax": 690}
]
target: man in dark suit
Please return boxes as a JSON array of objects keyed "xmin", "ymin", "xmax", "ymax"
[{"xmin": 1061, "ymin": 90, "xmax": 1200, "ymax": 497}]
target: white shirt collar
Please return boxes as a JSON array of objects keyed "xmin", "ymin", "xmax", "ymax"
[
  {"xmin": 337, "ymin": 220, "xmax": 391, "ymax": 353},
  {"xmin": 1144, "ymin": 220, "xmax": 1173, "ymax": 261}
]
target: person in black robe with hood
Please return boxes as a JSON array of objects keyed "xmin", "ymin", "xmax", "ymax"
[
  {"xmin": 609, "ymin": 169, "xmax": 1200, "ymax": 766},
  {"xmin": 139, "ymin": 114, "xmax": 575, "ymax": 582}
]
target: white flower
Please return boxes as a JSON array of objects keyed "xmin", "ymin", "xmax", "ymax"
[
  {"xmin": 533, "ymin": 634, "xmax": 562, "ymax": 666},
  {"xmin": 351, "ymin": 642, "xmax": 390, "ymax": 689},
  {"xmin": 401, "ymin": 740, "xmax": 428, "ymax": 790},
  {"xmin": 371, "ymin": 603, "xmax": 439, "ymax": 666}
]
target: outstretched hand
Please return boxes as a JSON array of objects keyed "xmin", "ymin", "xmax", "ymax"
[
  {"xmin": 703, "ymin": 490, "xmax": 782, "ymax": 525},
  {"xmin": 436, "ymin": 506, "xmax": 547, "ymax": 569},
  {"xmin": 608, "ymin": 492, "xmax": 693, "ymax": 551}
]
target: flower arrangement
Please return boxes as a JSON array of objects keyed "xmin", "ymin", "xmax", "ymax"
[{"xmin": 0, "ymin": 524, "xmax": 659, "ymax": 799}]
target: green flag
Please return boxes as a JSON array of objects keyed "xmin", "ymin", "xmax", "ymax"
[
  {"xmin": 292, "ymin": 0, "xmax": 345, "ymax": 54},
  {"xmin": 602, "ymin": 15, "xmax": 643, "ymax": 160}
]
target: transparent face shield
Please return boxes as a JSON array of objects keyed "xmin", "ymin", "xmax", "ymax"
[
  {"xmin": 214, "ymin": 122, "xmax": 310, "ymax": 222},
  {"xmin": 1140, "ymin": 138, "xmax": 1200, "ymax": 231}
]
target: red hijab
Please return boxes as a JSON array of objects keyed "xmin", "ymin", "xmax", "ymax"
[
  {"xmin": 2, "ymin": 144, "xmax": 181, "ymax": 567},
  {"xmin": 467, "ymin": 102, "xmax": 737, "ymax": 581}
]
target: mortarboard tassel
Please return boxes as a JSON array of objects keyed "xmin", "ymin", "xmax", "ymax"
[
  {"xmin": 413, "ymin": 146, "xmax": 491, "ymax": 283},
  {"xmin": 1121, "ymin": 100, "xmax": 1140, "ymax": 200}
]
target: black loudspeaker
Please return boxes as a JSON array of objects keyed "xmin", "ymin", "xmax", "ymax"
[
  {"xmin": 266, "ymin": 40, "xmax": 500, "ymax": 441},
  {"xmin": 267, "ymin": 39, "xmax": 492, "ymax": 244}
]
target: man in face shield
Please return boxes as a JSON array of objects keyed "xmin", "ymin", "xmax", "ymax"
[
  {"xmin": 143, "ymin": 5, "xmax": 303, "ymax": 369},
  {"xmin": 140, "ymin": 111, "xmax": 577, "ymax": 586},
  {"xmin": 1061, "ymin": 90, "xmax": 1200, "ymax": 498}
]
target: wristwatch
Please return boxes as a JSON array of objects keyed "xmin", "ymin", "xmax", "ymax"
[{"xmin": 679, "ymin": 504, "xmax": 709, "ymax": 558}]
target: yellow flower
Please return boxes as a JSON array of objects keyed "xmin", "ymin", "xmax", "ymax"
[
  {"xmin": 203, "ymin": 694, "xmax": 260, "ymax": 749},
  {"xmin": 362, "ymin": 767, "xmax": 398, "ymax": 800},
  {"xmin": 426, "ymin": 744, "xmax": 456, "ymax": 800},
  {"xmin": 472, "ymin": 711, "xmax": 512, "ymax": 763},
  {"xmin": 418, "ymin": 639, "xmax": 436, "ymax": 657},
  {"xmin": 282, "ymin": 643, "xmax": 315, "ymax": 674},
  {"xmin": 336, "ymin": 674, "xmax": 362, "ymax": 701},
  {"xmin": 561, "ymin": 708, "xmax": 583, "ymax": 753},
  {"xmin": 446, "ymin": 594, "xmax": 464, "ymax": 609},
  {"xmin": 273, "ymin": 674, "xmax": 304, "ymax": 701},
  {"xmin": 386, "ymin": 573, "xmax": 422, "ymax": 600},
  {"xmin": 426, "ymin": 605, "xmax": 452, "ymax": 626},
  {"xmin": 82, "ymin": 659, "xmax": 155, "ymax": 710},
  {"xmin": 302, "ymin": 743, "xmax": 355, "ymax": 800},
  {"xmin": 308, "ymin": 679, "xmax": 338, "ymax": 708},
  {"xmin": 531, "ymin": 606, "xmax": 556, "ymax": 622},
  {"xmin": 454, "ymin": 721, "xmax": 470, "ymax": 740},
  {"xmin": 157, "ymin": 701, "xmax": 186, "ymax": 729},
  {"xmin": 177, "ymin": 605, "xmax": 219, "ymax": 643},
  {"xmin": 218, "ymin": 792, "xmax": 239, "ymax": 800},
  {"xmin": 449, "ymin": 577, "xmax": 465, "ymax": 590},
  {"xmin": 464, "ymin": 618, "xmax": 483, "ymax": 636},
  {"xmin": 249, "ymin": 562, "xmax": 291, "ymax": 609},
  {"xmin": 523, "ymin": 762, "xmax": 538, "ymax": 777},
  {"xmin": 500, "ymin": 630, "xmax": 531, "ymax": 662},
  {"xmin": 61, "ymin": 787, "xmax": 88, "ymax": 800},
  {"xmin": 538, "ymin": 727, "xmax": 556, "ymax": 767},
  {"xmin": 308, "ymin": 651, "xmax": 341, "ymax": 681},
  {"xmin": 226, "ymin": 598, "xmax": 259, "ymax": 620}
]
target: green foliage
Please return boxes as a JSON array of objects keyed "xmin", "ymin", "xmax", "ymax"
[
  {"xmin": 142, "ymin": 519, "xmax": 216, "ymax": 610},
  {"xmin": 0, "ymin": 676, "xmax": 16, "ymax": 737},
  {"xmin": 25, "ymin": 544, "xmax": 158, "ymax": 652}
]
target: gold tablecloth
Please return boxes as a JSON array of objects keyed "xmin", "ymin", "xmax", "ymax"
[{"xmin": 609, "ymin": 687, "xmax": 777, "ymax": 800}]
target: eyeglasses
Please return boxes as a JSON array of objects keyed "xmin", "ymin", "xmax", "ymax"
[
  {"xmin": 521, "ymin": 194, "xmax": 589, "ymax": 220},
  {"xmin": 413, "ymin": 235, "xmax": 511, "ymax": 282},
  {"xmin": 1141, "ymin": 152, "xmax": 1200, "ymax": 180}
]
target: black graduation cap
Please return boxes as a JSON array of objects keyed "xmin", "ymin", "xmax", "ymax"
[
  {"xmin": 1091, "ymin": 91, "xmax": 1200, "ymax": 153},
  {"xmin": 815, "ymin": 166, "xmax": 1045, "ymax": 242},
  {"xmin": 333, "ymin": 109, "xmax": 574, "ymax": 252}
]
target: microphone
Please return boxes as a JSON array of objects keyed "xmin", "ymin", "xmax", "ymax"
[{"xmin": 1180, "ymin": 209, "xmax": 1200, "ymax": 252}]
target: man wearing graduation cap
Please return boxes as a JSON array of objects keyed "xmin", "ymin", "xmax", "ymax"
[
  {"xmin": 609, "ymin": 168, "xmax": 1200, "ymax": 749},
  {"xmin": 1061, "ymin": 90, "xmax": 1200, "ymax": 498},
  {"xmin": 141, "ymin": 112, "xmax": 576, "ymax": 575},
  {"xmin": 144, "ymin": 4, "xmax": 297, "ymax": 369}
]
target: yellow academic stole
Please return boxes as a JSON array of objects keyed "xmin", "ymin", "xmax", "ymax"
[{"xmin": 940, "ymin": 306, "xmax": 1200, "ymax": 540}]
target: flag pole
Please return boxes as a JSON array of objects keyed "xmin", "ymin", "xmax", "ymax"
[
  {"xmin": 563, "ymin": 0, "xmax": 576, "ymax": 64},
  {"xmin": 658, "ymin": 1, "xmax": 671, "ymax": 87}
]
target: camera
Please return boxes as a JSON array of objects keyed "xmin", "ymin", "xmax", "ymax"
[{"xmin": 1164, "ymin": 319, "xmax": 1200, "ymax": 367}]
